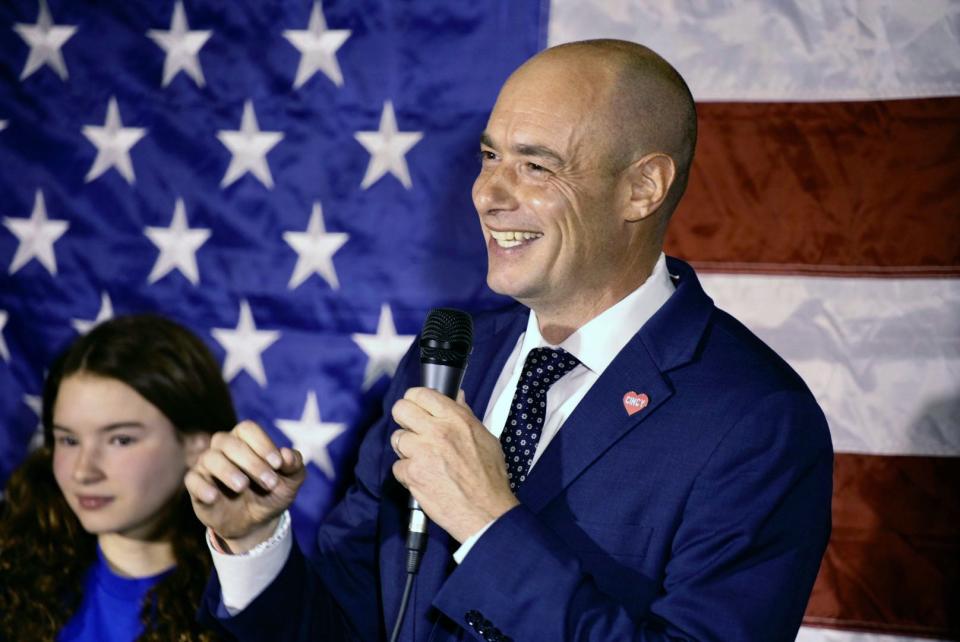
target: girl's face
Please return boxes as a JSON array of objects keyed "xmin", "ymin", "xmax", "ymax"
[{"xmin": 51, "ymin": 373, "xmax": 205, "ymax": 540}]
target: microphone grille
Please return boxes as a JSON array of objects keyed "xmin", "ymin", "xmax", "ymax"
[{"xmin": 419, "ymin": 308, "xmax": 473, "ymax": 367}]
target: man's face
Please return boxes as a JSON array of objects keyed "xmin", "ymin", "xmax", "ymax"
[{"xmin": 473, "ymin": 60, "xmax": 629, "ymax": 317}]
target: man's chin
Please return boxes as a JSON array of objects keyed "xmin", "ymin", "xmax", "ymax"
[
  {"xmin": 487, "ymin": 276, "xmax": 540, "ymax": 307},
  {"xmin": 487, "ymin": 273, "xmax": 521, "ymax": 297}
]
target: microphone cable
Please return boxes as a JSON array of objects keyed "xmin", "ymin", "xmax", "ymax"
[{"xmin": 388, "ymin": 519, "xmax": 427, "ymax": 642}]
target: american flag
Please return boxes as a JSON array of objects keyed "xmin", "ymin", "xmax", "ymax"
[
  {"xmin": 3, "ymin": 2, "xmax": 959, "ymax": 641},
  {"xmin": 0, "ymin": 0, "xmax": 540, "ymax": 545}
]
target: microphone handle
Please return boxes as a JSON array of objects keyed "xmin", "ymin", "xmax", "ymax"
[
  {"xmin": 404, "ymin": 363, "xmax": 466, "ymax": 570},
  {"xmin": 420, "ymin": 362, "xmax": 465, "ymax": 399}
]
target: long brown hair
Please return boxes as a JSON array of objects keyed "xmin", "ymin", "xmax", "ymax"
[{"xmin": 0, "ymin": 314, "xmax": 237, "ymax": 640}]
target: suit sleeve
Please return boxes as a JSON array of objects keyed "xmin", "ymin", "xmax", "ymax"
[
  {"xmin": 199, "ymin": 541, "xmax": 361, "ymax": 640},
  {"xmin": 199, "ymin": 344, "xmax": 420, "ymax": 641},
  {"xmin": 432, "ymin": 390, "xmax": 833, "ymax": 642}
]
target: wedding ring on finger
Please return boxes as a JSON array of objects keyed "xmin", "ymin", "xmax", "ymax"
[{"xmin": 393, "ymin": 430, "xmax": 407, "ymax": 458}]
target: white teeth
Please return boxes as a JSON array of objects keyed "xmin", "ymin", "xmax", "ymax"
[{"xmin": 490, "ymin": 229, "xmax": 542, "ymax": 248}]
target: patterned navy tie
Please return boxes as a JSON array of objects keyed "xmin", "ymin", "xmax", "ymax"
[{"xmin": 500, "ymin": 347, "xmax": 581, "ymax": 490}]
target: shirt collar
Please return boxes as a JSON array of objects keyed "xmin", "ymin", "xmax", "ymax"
[{"xmin": 520, "ymin": 252, "xmax": 675, "ymax": 374}]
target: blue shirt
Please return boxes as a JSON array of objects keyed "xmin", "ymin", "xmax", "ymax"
[{"xmin": 58, "ymin": 547, "xmax": 172, "ymax": 642}]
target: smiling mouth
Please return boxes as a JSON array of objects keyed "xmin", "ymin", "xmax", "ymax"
[
  {"xmin": 489, "ymin": 229, "xmax": 543, "ymax": 249},
  {"xmin": 77, "ymin": 496, "xmax": 114, "ymax": 510}
]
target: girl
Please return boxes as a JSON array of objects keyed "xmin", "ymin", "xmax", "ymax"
[{"xmin": 0, "ymin": 314, "xmax": 237, "ymax": 641}]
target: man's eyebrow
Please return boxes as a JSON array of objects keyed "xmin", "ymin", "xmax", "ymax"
[
  {"xmin": 513, "ymin": 143, "xmax": 564, "ymax": 166},
  {"xmin": 479, "ymin": 133, "xmax": 565, "ymax": 166}
]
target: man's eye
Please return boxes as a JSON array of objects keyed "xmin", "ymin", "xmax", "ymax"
[
  {"xmin": 55, "ymin": 436, "xmax": 78, "ymax": 447},
  {"xmin": 526, "ymin": 162, "xmax": 547, "ymax": 173},
  {"xmin": 110, "ymin": 435, "xmax": 135, "ymax": 446},
  {"xmin": 478, "ymin": 150, "xmax": 497, "ymax": 162}
]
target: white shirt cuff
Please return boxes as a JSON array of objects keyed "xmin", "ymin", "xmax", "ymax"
[
  {"xmin": 452, "ymin": 519, "xmax": 494, "ymax": 564},
  {"xmin": 206, "ymin": 511, "xmax": 293, "ymax": 615}
]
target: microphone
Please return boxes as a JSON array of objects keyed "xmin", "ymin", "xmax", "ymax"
[
  {"xmin": 405, "ymin": 307, "xmax": 473, "ymax": 573},
  {"xmin": 390, "ymin": 308, "xmax": 473, "ymax": 642}
]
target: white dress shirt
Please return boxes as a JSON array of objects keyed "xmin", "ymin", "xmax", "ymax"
[{"xmin": 211, "ymin": 253, "xmax": 675, "ymax": 613}]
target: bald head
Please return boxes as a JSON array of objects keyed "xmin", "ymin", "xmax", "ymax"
[
  {"xmin": 505, "ymin": 39, "xmax": 698, "ymax": 216},
  {"xmin": 474, "ymin": 40, "xmax": 698, "ymax": 330}
]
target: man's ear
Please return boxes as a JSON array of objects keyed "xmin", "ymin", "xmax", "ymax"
[
  {"xmin": 183, "ymin": 432, "xmax": 211, "ymax": 468},
  {"xmin": 623, "ymin": 152, "xmax": 676, "ymax": 222}
]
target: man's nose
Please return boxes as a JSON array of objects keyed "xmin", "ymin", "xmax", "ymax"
[
  {"xmin": 73, "ymin": 446, "xmax": 105, "ymax": 484},
  {"xmin": 473, "ymin": 163, "xmax": 518, "ymax": 213}
]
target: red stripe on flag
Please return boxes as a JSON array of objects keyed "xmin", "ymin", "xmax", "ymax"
[
  {"xmin": 666, "ymin": 98, "xmax": 960, "ymax": 276},
  {"xmin": 803, "ymin": 454, "xmax": 960, "ymax": 638}
]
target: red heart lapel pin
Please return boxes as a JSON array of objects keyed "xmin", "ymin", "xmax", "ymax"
[{"xmin": 622, "ymin": 391, "xmax": 649, "ymax": 416}]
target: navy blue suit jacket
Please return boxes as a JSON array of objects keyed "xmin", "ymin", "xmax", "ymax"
[{"xmin": 202, "ymin": 257, "xmax": 833, "ymax": 641}]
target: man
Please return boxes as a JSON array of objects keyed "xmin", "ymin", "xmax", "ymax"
[{"xmin": 187, "ymin": 39, "xmax": 833, "ymax": 641}]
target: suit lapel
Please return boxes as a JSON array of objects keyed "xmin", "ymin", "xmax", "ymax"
[
  {"xmin": 518, "ymin": 258, "xmax": 715, "ymax": 514},
  {"xmin": 460, "ymin": 306, "xmax": 528, "ymax": 417},
  {"xmin": 517, "ymin": 335, "xmax": 672, "ymax": 513}
]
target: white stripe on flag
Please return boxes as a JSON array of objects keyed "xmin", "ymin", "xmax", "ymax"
[
  {"xmin": 548, "ymin": 0, "xmax": 960, "ymax": 102},
  {"xmin": 699, "ymin": 274, "xmax": 960, "ymax": 456},
  {"xmin": 797, "ymin": 626, "xmax": 949, "ymax": 642}
]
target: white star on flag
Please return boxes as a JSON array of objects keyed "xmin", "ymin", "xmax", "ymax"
[
  {"xmin": 275, "ymin": 391, "xmax": 347, "ymax": 479},
  {"xmin": 71, "ymin": 292, "xmax": 114, "ymax": 335},
  {"xmin": 13, "ymin": 0, "xmax": 77, "ymax": 81},
  {"xmin": 0, "ymin": 310, "xmax": 9, "ymax": 362},
  {"xmin": 283, "ymin": 201, "xmax": 349, "ymax": 290},
  {"xmin": 351, "ymin": 303, "xmax": 415, "ymax": 390},
  {"xmin": 82, "ymin": 96, "xmax": 147, "ymax": 184},
  {"xmin": 145, "ymin": 198, "xmax": 211, "ymax": 285},
  {"xmin": 283, "ymin": 1, "xmax": 351, "ymax": 88},
  {"xmin": 217, "ymin": 100, "xmax": 284, "ymax": 189},
  {"xmin": 147, "ymin": 0, "xmax": 212, "ymax": 88},
  {"xmin": 354, "ymin": 101, "xmax": 423, "ymax": 190},
  {"xmin": 212, "ymin": 300, "xmax": 281, "ymax": 387},
  {"xmin": 4, "ymin": 189, "xmax": 69, "ymax": 276},
  {"xmin": 23, "ymin": 394, "xmax": 43, "ymax": 450},
  {"xmin": 0, "ymin": 121, "xmax": 7, "ymax": 132}
]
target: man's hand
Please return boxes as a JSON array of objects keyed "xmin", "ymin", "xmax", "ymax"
[
  {"xmin": 185, "ymin": 420, "xmax": 306, "ymax": 553},
  {"xmin": 390, "ymin": 388, "xmax": 519, "ymax": 543}
]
